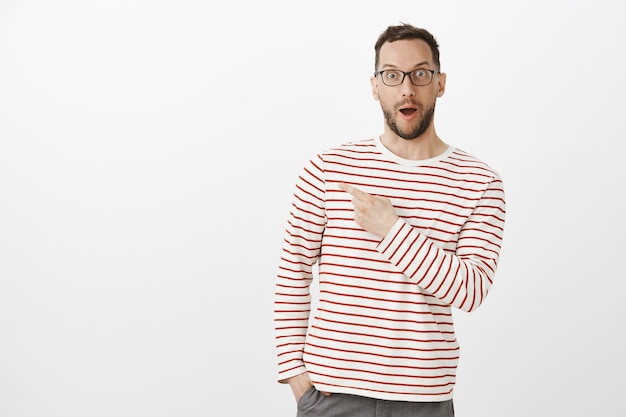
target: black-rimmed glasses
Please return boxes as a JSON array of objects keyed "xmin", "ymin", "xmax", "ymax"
[{"xmin": 374, "ymin": 69, "xmax": 439, "ymax": 86}]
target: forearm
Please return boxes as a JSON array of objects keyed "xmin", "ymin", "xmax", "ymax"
[
  {"xmin": 378, "ymin": 181, "xmax": 506, "ymax": 312},
  {"xmin": 274, "ymin": 250, "xmax": 313, "ymax": 380},
  {"xmin": 377, "ymin": 220, "xmax": 491, "ymax": 311}
]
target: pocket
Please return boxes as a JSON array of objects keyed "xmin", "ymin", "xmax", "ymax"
[{"xmin": 296, "ymin": 386, "xmax": 318, "ymax": 411}]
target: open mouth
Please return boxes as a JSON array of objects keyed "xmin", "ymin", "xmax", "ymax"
[{"xmin": 399, "ymin": 108, "xmax": 417, "ymax": 117}]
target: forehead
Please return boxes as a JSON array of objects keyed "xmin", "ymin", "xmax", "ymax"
[{"xmin": 378, "ymin": 38, "xmax": 434, "ymax": 69}]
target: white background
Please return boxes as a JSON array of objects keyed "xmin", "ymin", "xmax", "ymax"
[{"xmin": 1, "ymin": 0, "xmax": 624, "ymax": 416}]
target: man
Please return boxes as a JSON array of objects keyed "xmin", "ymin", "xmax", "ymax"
[{"xmin": 274, "ymin": 23, "xmax": 506, "ymax": 417}]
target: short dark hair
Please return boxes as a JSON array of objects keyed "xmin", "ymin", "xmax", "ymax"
[{"xmin": 374, "ymin": 23, "xmax": 441, "ymax": 72}]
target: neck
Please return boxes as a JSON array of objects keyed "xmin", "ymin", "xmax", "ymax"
[{"xmin": 380, "ymin": 129, "xmax": 447, "ymax": 161}]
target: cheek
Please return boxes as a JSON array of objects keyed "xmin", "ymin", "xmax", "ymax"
[{"xmin": 375, "ymin": 88, "xmax": 394, "ymax": 104}]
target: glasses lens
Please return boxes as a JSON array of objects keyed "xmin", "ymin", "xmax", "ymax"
[
  {"xmin": 410, "ymin": 70, "xmax": 432, "ymax": 86},
  {"xmin": 382, "ymin": 70, "xmax": 403, "ymax": 86}
]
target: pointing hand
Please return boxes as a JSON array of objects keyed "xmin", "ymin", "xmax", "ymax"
[{"xmin": 338, "ymin": 183, "xmax": 398, "ymax": 238}]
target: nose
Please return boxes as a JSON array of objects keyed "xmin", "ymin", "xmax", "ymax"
[{"xmin": 401, "ymin": 75, "xmax": 415, "ymax": 97}]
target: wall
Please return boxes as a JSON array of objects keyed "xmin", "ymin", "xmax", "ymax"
[{"xmin": 0, "ymin": 1, "xmax": 624, "ymax": 416}]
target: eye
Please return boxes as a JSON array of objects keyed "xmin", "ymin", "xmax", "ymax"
[
  {"xmin": 414, "ymin": 69, "xmax": 428, "ymax": 78},
  {"xmin": 385, "ymin": 71, "xmax": 401, "ymax": 80}
]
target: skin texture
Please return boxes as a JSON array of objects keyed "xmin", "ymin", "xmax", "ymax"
[
  {"xmin": 338, "ymin": 183, "xmax": 399, "ymax": 238},
  {"xmin": 287, "ymin": 38, "xmax": 448, "ymax": 403},
  {"xmin": 371, "ymin": 38, "xmax": 447, "ymax": 161}
]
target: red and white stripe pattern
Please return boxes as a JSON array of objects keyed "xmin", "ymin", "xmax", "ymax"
[{"xmin": 275, "ymin": 137, "xmax": 506, "ymax": 402}]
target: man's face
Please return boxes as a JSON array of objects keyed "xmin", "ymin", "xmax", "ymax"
[{"xmin": 371, "ymin": 39, "xmax": 446, "ymax": 140}]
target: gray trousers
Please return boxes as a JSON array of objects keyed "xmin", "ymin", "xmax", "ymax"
[{"xmin": 296, "ymin": 388, "xmax": 454, "ymax": 417}]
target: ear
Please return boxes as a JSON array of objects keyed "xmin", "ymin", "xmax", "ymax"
[
  {"xmin": 436, "ymin": 72, "xmax": 446, "ymax": 98},
  {"xmin": 370, "ymin": 75, "xmax": 380, "ymax": 101}
]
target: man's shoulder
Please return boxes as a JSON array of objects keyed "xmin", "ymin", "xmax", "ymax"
[
  {"xmin": 448, "ymin": 147, "xmax": 502, "ymax": 179},
  {"xmin": 320, "ymin": 137, "xmax": 377, "ymax": 155}
]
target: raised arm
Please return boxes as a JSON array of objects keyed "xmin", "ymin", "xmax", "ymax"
[{"xmin": 340, "ymin": 177, "xmax": 506, "ymax": 312}]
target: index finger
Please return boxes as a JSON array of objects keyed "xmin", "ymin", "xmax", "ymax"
[{"xmin": 338, "ymin": 183, "xmax": 370, "ymax": 199}]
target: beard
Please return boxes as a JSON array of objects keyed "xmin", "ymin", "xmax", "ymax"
[{"xmin": 382, "ymin": 101, "xmax": 436, "ymax": 140}]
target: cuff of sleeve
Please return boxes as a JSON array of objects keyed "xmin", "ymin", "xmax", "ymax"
[
  {"xmin": 377, "ymin": 218, "xmax": 405, "ymax": 254},
  {"xmin": 278, "ymin": 364, "xmax": 307, "ymax": 384},
  {"xmin": 377, "ymin": 218, "xmax": 429, "ymax": 284}
]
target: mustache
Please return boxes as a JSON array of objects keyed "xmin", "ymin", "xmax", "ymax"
[{"xmin": 395, "ymin": 100, "xmax": 421, "ymax": 110}]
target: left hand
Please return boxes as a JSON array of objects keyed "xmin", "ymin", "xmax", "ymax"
[{"xmin": 338, "ymin": 183, "xmax": 398, "ymax": 238}]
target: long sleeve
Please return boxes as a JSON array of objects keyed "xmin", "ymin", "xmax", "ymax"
[
  {"xmin": 274, "ymin": 155, "xmax": 326, "ymax": 382},
  {"xmin": 273, "ymin": 139, "xmax": 506, "ymax": 402},
  {"xmin": 377, "ymin": 175, "xmax": 506, "ymax": 312}
]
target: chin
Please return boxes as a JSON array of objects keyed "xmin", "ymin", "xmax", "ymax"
[{"xmin": 397, "ymin": 127, "xmax": 428, "ymax": 140}]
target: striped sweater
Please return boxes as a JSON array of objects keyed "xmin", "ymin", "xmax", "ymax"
[{"xmin": 274, "ymin": 136, "xmax": 506, "ymax": 402}]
